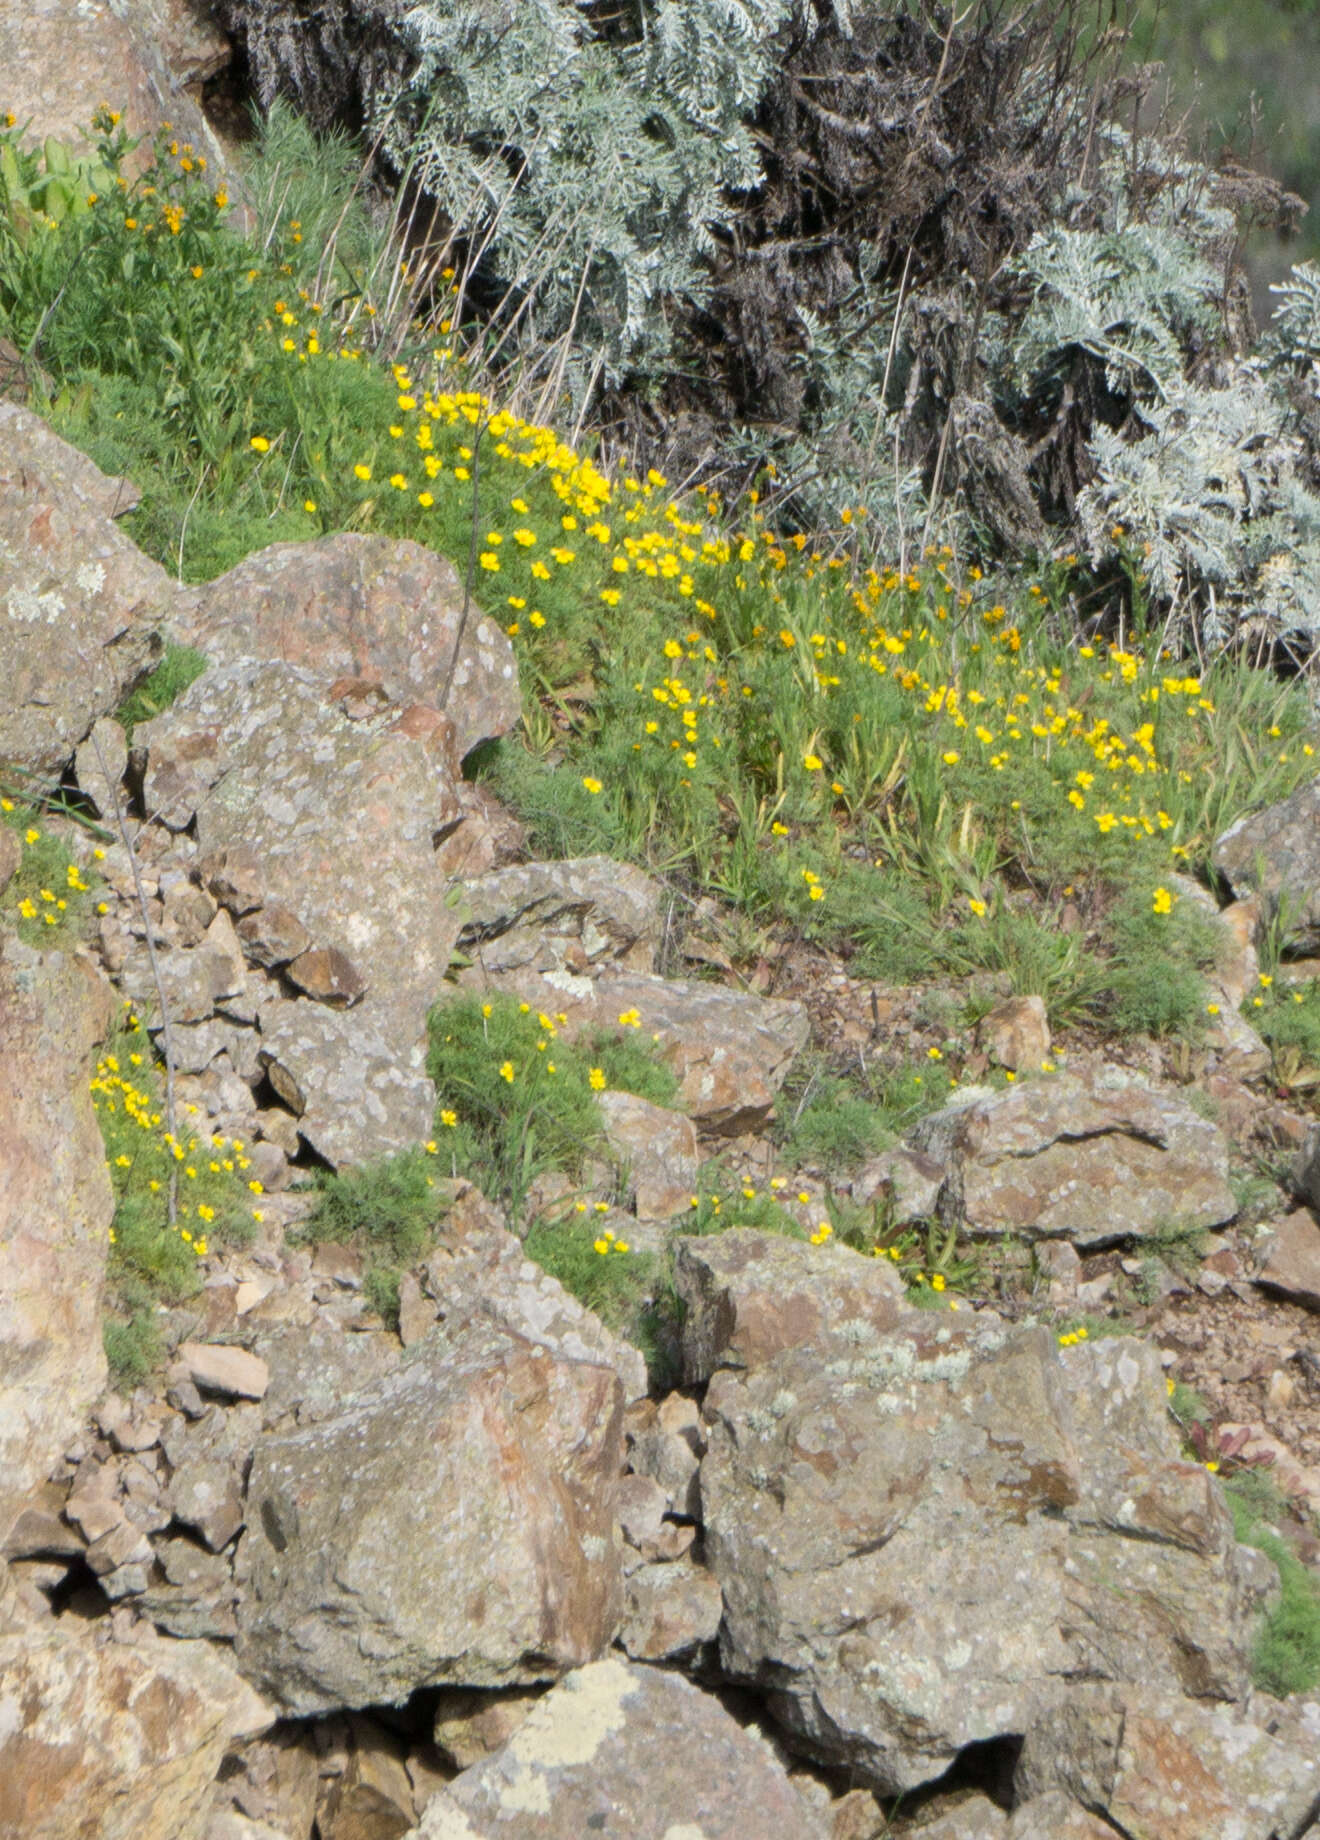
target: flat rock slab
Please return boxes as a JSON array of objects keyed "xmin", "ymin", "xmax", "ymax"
[
  {"xmin": 462, "ymin": 967, "xmax": 808, "ymax": 1134},
  {"xmin": 1215, "ymin": 777, "xmax": 1320, "ymax": 951},
  {"xmin": 171, "ymin": 534, "xmax": 519, "ymax": 760},
  {"xmin": 907, "ymin": 1064, "xmax": 1236, "ymax": 1248},
  {"xmin": 236, "ymin": 1317, "xmax": 624, "ymax": 1714},
  {"xmin": 1017, "ymin": 1683, "xmax": 1320, "ymax": 1840},
  {"xmin": 701, "ymin": 1323, "xmax": 1259, "ymax": 1796},
  {"xmin": 1255, "ymin": 1207, "xmax": 1320, "ymax": 1311},
  {"xmin": 675, "ymin": 1229, "xmax": 909, "ymax": 1384},
  {"xmin": 457, "ymin": 856, "xmax": 661, "ymax": 978},
  {"xmin": 176, "ymin": 1341, "xmax": 269, "ymax": 1402},
  {"xmin": 0, "ymin": 943, "xmax": 112, "ymax": 1530},
  {"xmin": 0, "ymin": 404, "xmax": 168, "ymax": 770},
  {"xmin": 408, "ymin": 1658, "xmax": 829, "ymax": 1840}
]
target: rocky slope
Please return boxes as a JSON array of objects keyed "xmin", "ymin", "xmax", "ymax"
[{"xmin": 3, "ymin": 367, "xmax": 1320, "ymax": 1840}]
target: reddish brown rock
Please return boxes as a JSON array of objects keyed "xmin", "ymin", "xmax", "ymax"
[
  {"xmin": 675, "ymin": 1229, "xmax": 908, "ymax": 1384},
  {"xmin": 908, "ymin": 1064, "xmax": 1236, "ymax": 1249},
  {"xmin": 0, "ymin": 945, "xmax": 112, "ymax": 1533},
  {"xmin": 0, "ymin": 405, "xmax": 168, "ymax": 771},
  {"xmin": 1256, "ymin": 1207, "xmax": 1320, "ymax": 1311},
  {"xmin": 236, "ymin": 1318, "xmax": 624, "ymax": 1713},
  {"xmin": 286, "ymin": 945, "xmax": 368, "ymax": 1008},
  {"xmin": 171, "ymin": 534, "xmax": 520, "ymax": 759},
  {"xmin": 0, "ymin": 0, "xmax": 230, "ymax": 185},
  {"xmin": 0, "ymin": 1580, "xmax": 271, "ymax": 1840}
]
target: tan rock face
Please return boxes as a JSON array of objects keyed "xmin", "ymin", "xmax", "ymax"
[
  {"xmin": 0, "ymin": 0, "xmax": 231, "ymax": 183},
  {"xmin": 675, "ymin": 1229, "xmax": 909, "ymax": 1384},
  {"xmin": 908, "ymin": 1064, "xmax": 1236, "ymax": 1249},
  {"xmin": 1214, "ymin": 776, "xmax": 1320, "ymax": 952},
  {"xmin": 136, "ymin": 657, "xmax": 473, "ymax": 1163},
  {"xmin": 597, "ymin": 1089, "xmax": 698, "ymax": 1220},
  {"xmin": 171, "ymin": 534, "xmax": 520, "ymax": 761},
  {"xmin": 0, "ymin": 943, "xmax": 112, "ymax": 1532},
  {"xmin": 978, "ymin": 993, "xmax": 1050, "ymax": 1072},
  {"xmin": 1015, "ymin": 1683, "xmax": 1320, "ymax": 1840},
  {"xmin": 701, "ymin": 1319, "xmax": 1260, "ymax": 1796},
  {"xmin": 0, "ymin": 1579, "xmax": 272, "ymax": 1840},
  {"xmin": 0, "ymin": 404, "xmax": 168, "ymax": 771},
  {"xmin": 235, "ymin": 1317, "xmax": 624, "ymax": 1713},
  {"xmin": 410, "ymin": 1658, "xmax": 830, "ymax": 1840}
]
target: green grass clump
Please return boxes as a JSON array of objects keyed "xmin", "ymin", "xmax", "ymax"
[
  {"xmin": 779, "ymin": 1075, "xmax": 891, "ymax": 1173},
  {"xmin": 1249, "ymin": 975, "xmax": 1320, "ymax": 1093},
  {"xmin": 424, "ymin": 992, "xmax": 676, "ymax": 1226},
  {"xmin": 300, "ymin": 1148, "xmax": 451, "ymax": 1327},
  {"xmin": 1227, "ymin": 1478, "xmax": 1320, "ymax": 1697},
  {"xmin": 115, "ymin": 644, "xmax": 209, "ymax": 739}
]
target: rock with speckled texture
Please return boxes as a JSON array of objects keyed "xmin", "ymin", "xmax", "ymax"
[
  {"xmin": 137, "ymin": 657, "xmax": 472, "ymax": 1163},
  {"xmin": 675, "ymin": 1229, "xmax": 908, "ymax": 1384},
  {"xmin": 456, "ymin": 857, "xmax": 661, "ymax": 977},
  {"xmin": 407, "ymin": 1658, "xmax": 829, "ymax": 1839},
  {"xmin": 1016, "ymin": 1683, "xmax": 1320, "ymax": 1840},
  {"xmin": 235, "ymin": 1316, "xmax": 624, "ymax": 1714},
  {"xmin": 0, "ymin": 943, "xmax": 112, "ymax": 1534},
  {"xmin": 700, "ymin": 1324, "xmax": 1264, "ymax": 1797},
  {"xmin": 906, "ymin": 1064, "xmax": 1236, "ymax": 1248},
  {"xmin": 171, "ymin": 534, "xmax": 519, "ymax": 760},
  {"xmin": 0, "ymin": 404, "xmax": 167, "ymax": 771},
  {"xmin": 0, "ymin": 1568, "xmax": 272, "ymax": 1840}
]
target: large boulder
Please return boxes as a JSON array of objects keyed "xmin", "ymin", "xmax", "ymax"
[
  {"xmin": 0, "ymin": 1569, "xmax": 272, "ymax": 1840},
  {"xmin": 135, "ymin": 657, "xmax": 474, "ymax": 1163},
  {"xmin": 235, "ymin": 1316, "xmax": 624, "ymax": 1714},
  {"xmin": 407, "ymin": 1657, "xmax": 830, "ymax": 1840},
  {"xmin": 456, "ymin": 857, "xmax": 661, "ymax": 978},
  {"xmin": 462, "ymin": 966, "xmax": 809, "ymax": 1134},
  {"xmin": 0, "ymin": 404, "xmax": 169, "ymax": 771},
  {"xmin": 171, "ymin": 535, "xmax": 519, "ymax": 760},
  {"xmin": 1016, "ymin": 1683, "xmax": 1320, "ymax": 1840},
  {"xmin": 0, "ymin": 942, "xmax": 113, "ymax": 1533},
  {"xmin": 674, "ymin": 1229, "xmax": 908, "ymax": 1384},
  {"xmin": 700, "ymin": 1309, "xmax": 1263, "ymax": 1795},
  {"xmin": 906, "ymin": 1064, "xmax": 1236, "ymax": 1248},
  {"xmin": 1214, "ymin": 776, "xmax": 1320, "ymax": 951}
]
